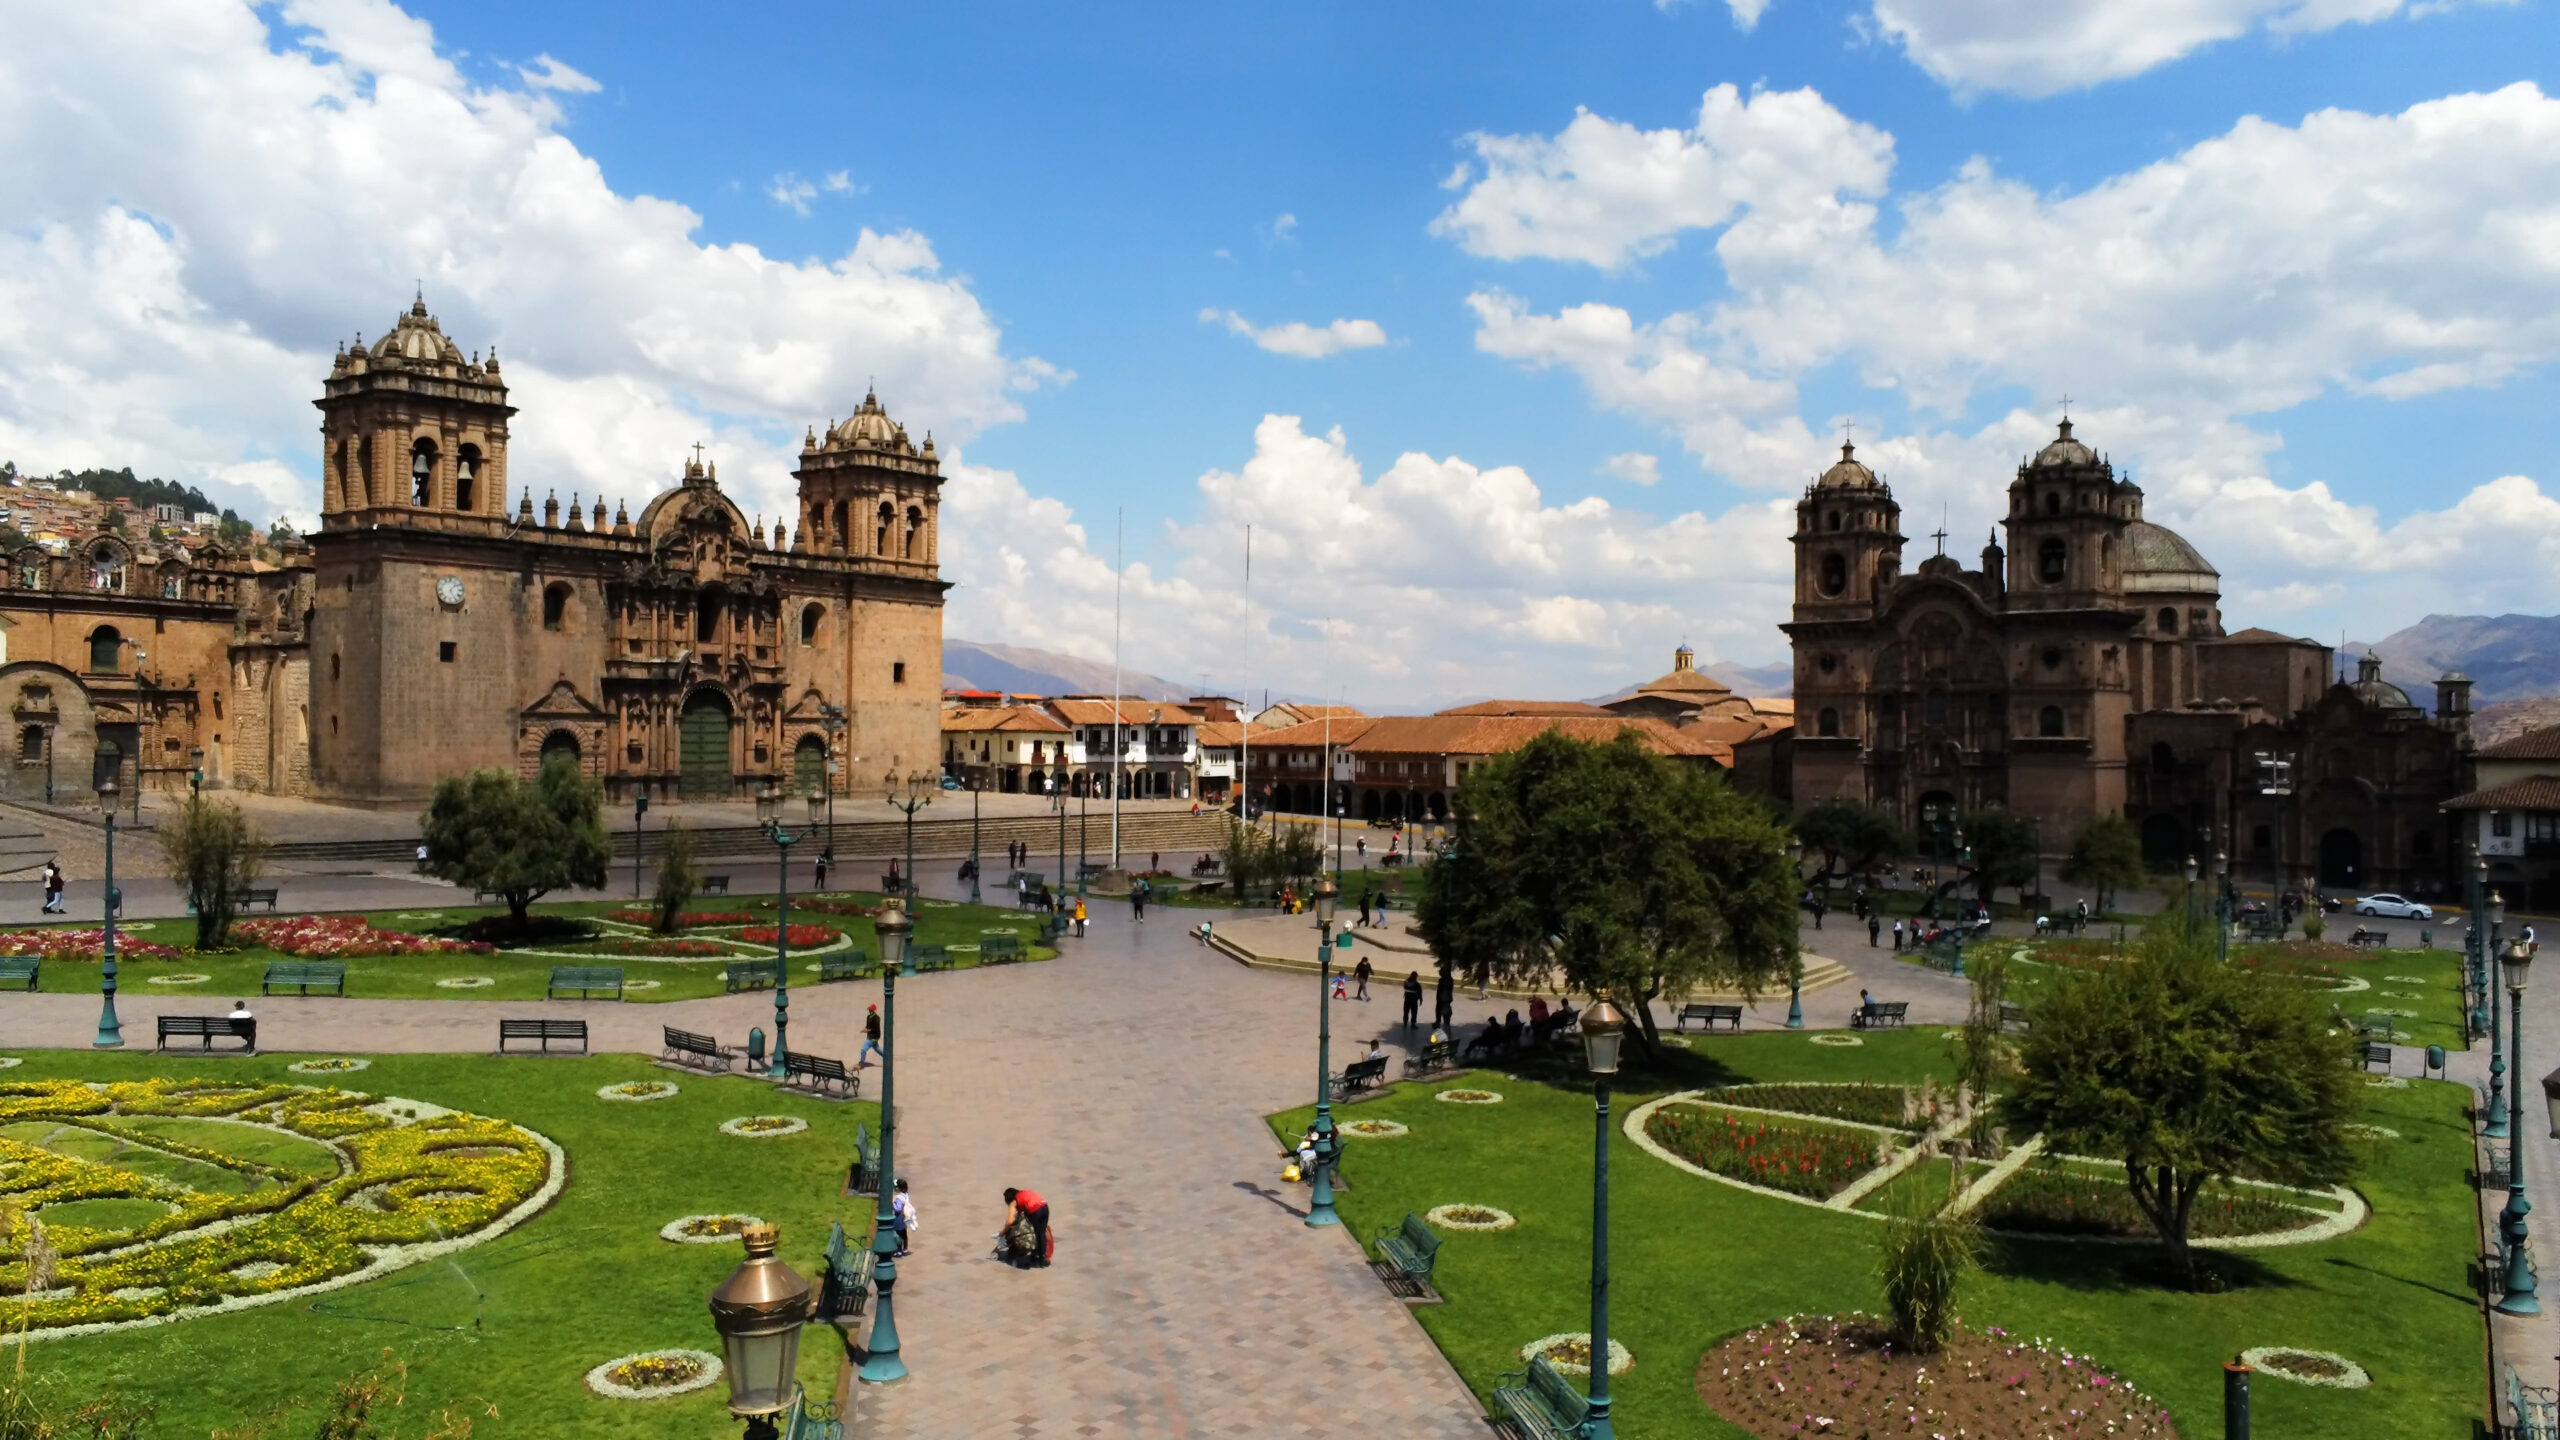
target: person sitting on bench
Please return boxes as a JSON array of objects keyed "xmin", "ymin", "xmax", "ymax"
[
  {"xmin": 1462, "ymin": 1016, "xmax": 1505, "ymax": 1061},
  {"xmin": 229, "ymin": 999, "xmax": 254, "ymax": 1025}
]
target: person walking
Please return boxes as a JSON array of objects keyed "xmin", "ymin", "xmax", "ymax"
[
  {"xmin": 1130, "ymin": 879, "xmax": 1147, "ymax": 924},
  {"xmin": 1356, "ymin": 836, "xmax": 1366, "ymax": 860},
  {"xmin": 1868, "ymin": 913, "xmax": 1881, "ymax": 948},
  {"xmin": 1072, "ymin": 895, "xmax": 1088, "ymax": 938},
  {"xmin": 1400, "ymin": 971, "xmax": 1423, "ymax": 1029},
  {"xmin": 1353, "ymin": 954, "xmax": 1373, "ymax": 1001},
  {"xmin": 1891, "ymin": 918, "xmax": 1904, "ymax": 952},
  {"xmin": 889, "ymin": 1178, "xmax": 916, "ymax": 1257},
  {"xmin": 39, "ymin": 859, "xmax": 63, "ymax": 915},
  {"xmin": 1357, "ymin": 889, "xmax": 1372, "ymax": 928},
  {"xmin": 859, "ymin": 1004, "xmax": 886, "ymax": 1069},
  {"xmin": 1433, "ymin": 965, "xmax": 1455, "ymax": 1030}
]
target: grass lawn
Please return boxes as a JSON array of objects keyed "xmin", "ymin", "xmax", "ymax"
[
  {"xmin": 8, "ymin": 892, "xmax": 1050, "ymax": 1004},
  {"xmin": 5, "ymin": 1048, "xmax": 875, "ymax": 1437},
  {"xmin": 1971, "ymin": 938, "xmax": 2471, "ymax": 1051},
  {"xmin": 1275, "ymin": 1029, "xmax": 2482, "ymax": 1439}
]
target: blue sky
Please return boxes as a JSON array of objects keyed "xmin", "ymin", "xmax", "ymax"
[{"xmin": 3, "ymin": 0, "xmax": 2556, "ymax": 705}]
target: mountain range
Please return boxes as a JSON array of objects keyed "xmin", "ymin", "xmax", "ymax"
[
  {"xmin": 943, "ymin": 639, "xmax": 1191, "ymax": 701},
  {"xmin": 2348, "ymin": 614, "xmax": 2560, "ymax": 706}
]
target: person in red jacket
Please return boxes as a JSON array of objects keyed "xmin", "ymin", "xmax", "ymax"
[{"xmin": 1001, "ymin": 1186, "xmax": 1052, "ymax": 1268}]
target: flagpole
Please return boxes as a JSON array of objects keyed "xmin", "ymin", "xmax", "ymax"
[
  {"xmin": 1111, "ymin": 505, "xmax": 1124, "ymax": 869},
  {"xmin": 1240, "ymin": 524, "xmax": 1252, "ymax": 830}
]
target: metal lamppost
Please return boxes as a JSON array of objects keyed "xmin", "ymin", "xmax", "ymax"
[
  {"xmin": 1051, "ymin": 777, "xmax": 1067, "ymax": 905},
  {"xmin": 2183, "ymin": 855, "xmax": 2199, "ymax": 927},
  {"xmin": 1783, "ymin": 842, "xmax": 1804, "ymax": 1028},
  {"xmin": 2471, "ymin": 856, "xmax": 2492, "ymax": 1040},
  {"xmin": 861, "ymin": 900, "xmax": 913, "ymax": 1383},
  {"xmin": 968, "ymin": 779, "xmax": 983, "ymax": 906},
  {"xmin": 188, "ymin": 746, "xmax": 204, "ymax": 799},
  {"xmin": 94, "ymin": 779, "xmax": 123, "ymax": 1049},
  {"xmin": 754, "ymin": 787, "xmax": 824, "ymax": 1080},
  {"xmin": 633, "ymin": 791, "xmax": 649, "ymax": 903},
  {"xmin": 2490, "ymin": 888, "xmax": 2511, "ymax": 1140},
  {"xmin": 1078, "ymin": 780, "xmax": 1089, "ymax": 897},
  {"xmin": 707, "ymin": 1221, "xmax": 816, "ymax": 1437},
  {"xmin": 2498, "ymin": 938, "xmax": 2539, "ymax": 1315},
  {"xmin": 2214, "ymin": 850, "xmax": 2231, "ymax": 965},
  {"xmin": 1579, "ymin": 1000, "xmax": 1628, "ymax": 1440},
  {"xmin": 1305, "ymin": 877, "xmax": 1343, "ymax": 1229},
  {"xmin": 883, "ymin": 771, "xmax": 930, "ymax": 900}
]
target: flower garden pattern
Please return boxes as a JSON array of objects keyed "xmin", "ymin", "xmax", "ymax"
[{"xmin": 0, "ymin": 1078, "xmax": 559, "ymax": 1338}]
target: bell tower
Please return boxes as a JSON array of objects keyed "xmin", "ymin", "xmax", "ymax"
[
  {"xmin": 314, "ymin": 298, "xmax": 514, "ymax": 532},
  {"xmin": 2000, "ymin": 418, "xmax": 2137, "ymax": 611},
  {"xmin": 791, "ymin": 388, "xmax": 942, "ymax": 572},
  {"xmin": 1791, "ymin": 441, "xmax": 1903, "ymax": 619}
]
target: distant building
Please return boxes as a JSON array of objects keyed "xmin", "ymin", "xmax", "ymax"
[{"xmin": 941, "ymin": 703, "xmax": 1070, "ymax": 794}]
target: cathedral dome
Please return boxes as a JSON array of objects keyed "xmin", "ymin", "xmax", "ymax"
[
  {"xmin": 371, "ymin": 297, "xmax": 465, "ymax": 367},
  {"xmin": 2120, "ymin": 519, "xmax": 2218, "ymax": 595},
  {"xmin": 1814, "ymin": 440, "xmax": 1878, "ymax": 489},
  {"xmin": 830, "ymin": 389, "xmax": 905, "ymax": 450},
  {"xmin": 2029, "ymin": 418, "xmax": 2098, "ymax": 469}
]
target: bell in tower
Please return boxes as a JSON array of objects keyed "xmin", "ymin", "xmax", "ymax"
[
  {"xmin": 1791, "ymin": 439, "xmax": 1903, "ymax": 614},
  {"xmin": 314, "ymin": 297, "xmax": 516, "ymax": 532}
]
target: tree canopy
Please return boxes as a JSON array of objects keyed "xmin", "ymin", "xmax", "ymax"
[
  {"xmin": 1415, "ymin": 730, "xmax": 1799, "ymax": 1056},
  {"xmin": 158, "ymin": 796, "xmax": 267, "ymax": 949},
  {"xmin": 2057, "ymin": 813, "xmax": 2146, "ymax": 915},
  {"xmin": 420, "ymin": 754, "xmax": 610, "ymax": 926},
  {"xmin": 1998, "ymin": 916, "xmax": 2360, "ymax": 1287},
  {"xmin": 1957, "ymin": 809, "xmax": 2040, "ymax": 908},
  {"xmin": 1792, "ymin": 799, "xmax": 1902, "ymax": 887}
]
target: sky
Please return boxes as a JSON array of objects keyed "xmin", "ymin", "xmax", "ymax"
[{"xmin": 2, "ymin": 0, "xmax": 2557, "ymax": 709}]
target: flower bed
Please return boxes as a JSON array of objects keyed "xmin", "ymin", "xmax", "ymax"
[
  {"xmin": 1339, "ymin": 1119, "xmax": 1408, "ymax": 1138},
  {"xmin": 1434, "ymin": 1089, "xmax": 1503, "ymax": 1105},
  {"xmin": 736, "ymin": 925, "xmax": 842, "ymax": 947},
  {"xmin": 1698, "ymin": 1315, "xmax": 2177, "ymax": 1439},
  {"xmin": 435, "ymin": 977, "xmax": 494, "ymax": 989},
  {"xmin": 2238, "ymin": 1346, "xmax": 2369, "ymax": 1389},
  {"xmin": 599, "ymin": 1081, "xmax": 678, "ymax": 1102},
  {"xmin": 718, "ymin": 1116, "xmax": 808, "ymax": 1138},
  {"xmin": 1974, "ymin": 1162, "xmax": 2309, "ymax": 1240},
  {"xmin": 235, "ymin": 916, "xmax": 491, "ymax": 958},
  {"xmin": 1643, "ymin": 1105, "xmax": 1878, "ymax": 1201},
  {"xmin": 583, "ymin": 1348, "xmax": 723, "ymax": 1400},
  {"xmin": 775, "ymin": 897, "xmax": 882, "ymax": 919},
  {"xmin": 659, "ymin": 1213, "xmax": 761, "ymax": 1245},
  {"xmin": 564, "ymin": 937, "xmax": 733, "ymax": 958},
  {"xmin": 0, "ymin": 928, "xmax": 179, "ymax": 962},
  {"xmin": 285, "ymin": 1058, "xmax": 370, "ymax": 1075},
  {"xmin": 1425, "ymin": 1203, "xmax": 1515, "ymax": 1231},
  {"xmin": 1521, "ymin": 1332, "xmax": 1631, "ymax": 1376},
  {"xmin": 1705, "ymin": 1083, "xmax": 1916, "ymax": 1130},
  {"xmin": 604, "ymin": 910, "xmax": 757, "ymax": 928}
]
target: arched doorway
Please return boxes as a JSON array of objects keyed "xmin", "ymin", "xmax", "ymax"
[
  {"xmin": 1383, "ymin": 791, "xmax": 1405, "ymax": 823},
  {"xmin": 792, "ymin": 734, "xmax": 825, "ymax": 796},
  {"xmin": 540, "ymin": 730, "xmax": 580, "ymax": 774},
  {"xmin": 2318, "ymin": 828, "xmax": 2364, "ymax": 890},
  {"xmin": 679, "ymin": 692, "xmax": 732, "ymax": 799},
  {"xmin": 91, "ymin": 735, "xmax": 121, "ymax": 793},
  {"xmin": 1360, "ymin": 790, "xmax": 1381, "ymax": 822},
  {"xmin": 2140, "ymin": 813, "xmax": 2190, "ymax": 871}
]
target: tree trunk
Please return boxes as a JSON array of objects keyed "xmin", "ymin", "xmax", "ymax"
[{"xmin": 2124, "ymin": 1163, "xmax": 2208, "ymax": 1289}]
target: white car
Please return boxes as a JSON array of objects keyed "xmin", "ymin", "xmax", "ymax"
[{"xmin": 2354, "ymin": 893, "xmax": 2433, "ymax": 920}]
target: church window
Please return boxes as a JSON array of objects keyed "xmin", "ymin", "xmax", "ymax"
[
  {"xmin": 2494, "ymin": 811, "xmax": 2514, "ymax": 838},
  {"xmin": 1818, "ymin": 553, "xmax": 1846, "ymax": 597},
  {"xmin": 543, "ymin": 583, "xmax": 571, "ymax": 630},
  {"xmin": 800, "ymin": 604, "xmax": 823, "ymax": 645},
  {"xmin": 1818, "ymin": 653, "xmax": 1838, "ymax": 675},
  {"xmin": 2040, "ymin": 647, "xmax": 2063, "ymax": 671},
  {"xmin": 2157, "ymin": 607, "xmax": 2178, "ymax": 634},
  {"xmin": 456, "ymin": 445, "xmax": 480, "ymax": 511},
  {"xmin": 2152, "ymin": 741, "xmax": 2175, "ymax": 773},
  {"xmin": 2253, "ymin": 824, "xmax": 2272, "ymax": 852},
  {"xmin": 905, "ymin": 506, "xmax": 924, "ymax": 559},
  {"xmin": 2038, "ymin": 706, "xmax": 2065, "ymax": 737},
  {"xmin": 1816, "ymin": 707, "xmax": 1840, "ymax": 738},
  {"xmin": 696, "ymin": 586, "xmax": 726, "ymax": 643},
  {"xmin": 356, "ymin": 436, "xmax": 372, "ymax": 506},
  {"xmin": 330, "ymin": 653, "xmax": 341, "ymax": 681},
  {"xmin": 877, "ymin": 501, "xmax": 894, "ymax": 555},
  {"xmin": 2414, "ymin": 831, "xmax": 2435, "ymax": 858},
  {"xmin": 410, "ymin": 439, "xmax": 436, "ymax": 506},
  {"xmin": 2043, "ymin": 491, "xmax": 2060, "ymax": 516},
  {"xmin": 1924, "ymin": 691, "xmax": 1948, "ymax": 725},
  {"xmin": 1825, "ymin": 510, "xmax": 1841, "ymax": 532},
  {"xmin": 87, "ymin": 626, "xmax": 121, "ymax": 674},
  {"xmin": 2036, "ymin": 538, "xmax": 2067, "ymax": 584},
  {"xmin": 15, "ymin": 727, "xmax": 38, "ymax": 763},
  {"xmin": 893, "ymin": 661, "xmax": 907, "ymax": 685},
  {"xmin": 438, "ymin": 642, "xmax": 456, "ymax": 663}
]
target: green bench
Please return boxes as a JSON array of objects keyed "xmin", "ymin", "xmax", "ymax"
[
  {"xmin": 816, "ymin": 948, "xmax": 876, "ymax": 982},
  {"xmin": 262, "ymin": 961, "xmax": 346, "ymax": 996},
  {"xmin": 0, "ymin": 957, "xmax": 38, "ymax": 992},
  {"xmin": 910, "ymin": 943, "xmax": 955, "ymax": 973},
  {"xmin": 981, "ymin": 934, "xmax": 1025, "ymax": 964},
  {"xmin": 723, "ymin": 958, "xmax": 781, "ymax": 993},
  {"xmin": 1401, "ymin": 1038, "xmax": 1454, "ymax": 1079},
  {"xmin": 847, "ymin": 1121, "xmax": 883, "ymax": 1196},
  {"xmin": 1492, "ymin": 1354, "xmax": 1591, "ymax": 1440},
  {"xmin": 547, "ymin": 965, "xmax": 624, "ymax": 1000},
  {"xmin": 1374, "ymin": 1211, "xmax": 1442, "ymax": 1288},
  {"xmin": 815, "ymin": 1218, "xmax": 877, "ymax": 1324}
]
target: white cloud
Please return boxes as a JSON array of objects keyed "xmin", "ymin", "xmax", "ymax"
[
  {"xmin": 822, "ymin": 170, "xmax": 861, "ymax": 194},
  {"xmin": 1269, "ymin": 212, "xmax": 1298, "ymax": 243},
  {"xmin": 1199, "ymin": 309, "xmax": 1390, "ymax": 359},
  {"xmin": 768, "ymin": 173, "xmax": 818, "ymax": 214},
  {"xmin": 0, "ymin": 0, "xmax": 1056, "ymax": 531},
  {"xmin": 1600, "ymin": 452, "xmax": 1661, "ymax": 486},
  {"xmin": 516, "ymin": 52, "xmax": 599, "ymax": 93},
  {"xmin": 1868, "ymin": 0, "xmax": 2471, "ymax": 98},
  {"xmin": 1430, "ymin": 84, "xmax": 1893, "ymax": 270}
]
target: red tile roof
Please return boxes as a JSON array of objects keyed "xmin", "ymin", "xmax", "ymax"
[
  {"xmin": 2442, "ymin": 775, "xmax": 2560, "ymax": 811},
  {"xmin": 1434, "ymin": 700, "xmax": 1618, "ymax": 717},
  {"xmin": 2478, "ymin": 725, "xmax": 2560, "ymax": 762}
]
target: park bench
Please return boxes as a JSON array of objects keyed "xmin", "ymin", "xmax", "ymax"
[
  {"xmin": 2347, "ymin": 929, "xmax": 2391, "ymax": 949},
  {"xmin": 815, "ymin": 949, "xmax": 876, "ymax": 983},
  {"xmin": 1373, "ymin": 1210, "xmax": 1442, "ymax": 1290},
  {"xmin": 723, "ymin": 958, "xmax": 781, "ymax": 993},
  {"xmin": 2363, "ymin": 1041, "xmax": 2395, "ymax": 1072},
  {"xmin": 1016, "ymin": 886, "xmax": 1052, "ymax": 911},
  {"xmin": 157, "ymin": 1014, "xmax": 255, "ymax": 1052},
  {"xmin": 847, "ymin": 1122, "xmax": 883, "ymax": 1196},
  {"xmin": 784, "ymin": 1050, "xmax": 859, "ymax": 1098},
  {"xmin": 699, "ymin": 875, "xmax": 730, "ymax": 895},
  {"xmin": 261, "ymin": 961, "xmax": 346, "ymax": 997},
  {"xmin": 911, "ymin": 943, "xmax": 955, "ymax": 973},
  {"xmin": 815, "ymin": 1218, "xmax": 877, "ymax": 1324},
  {"xmin": 878, "ymin": 871, "xmax": 908, "ymax": 894},
  {"xmin": 1851, "ymin": 1000, "xmax": 1910, "ymax": 1030},
  {"xmin": 663, "ymin": 1026, "xmax": 734, "ymax": 1071},
  {"xmin": 227, "ymin": 888, "xmax": 281, "ymax": 912},
  {"xmin": 1190, "ymin": 855, "xmax": 1222, "ymax": 876},
  {"xmin": 0, "ymin": 956, "xmax": 35, "ymax": 992},
  {"xmin": 1998, "ymin": 1000, "xmax": 2030, "ymax": 1033},
  {"xmin": 981, "ymin": 934, "xmax": 1025, "ymax": 964},
  {"xmin": 1918, "ymin": 938, "xmax": 1964, "ymax": 975},
  {"xmin": 547, "ymin": 965, "xmax": 625, "ymax": 1000},
  {"xmin": 1402, "ymin": 1038, "xmax": 1454, "ymax": 1079},
  {"xmin": 1329, "ymin": 1054, "xmax": 1390, "ymax": 1101},
  {"xmin": 1676, "ymin": 1003, "xmax": 1743, "ymax": 1032},
  {"xmin": 1491, "ymin": 1354, "xmax": 1590, "ymax": 1440},
  {"xmin": 498, "ymin": 1018, "xmax": 587, "ymax": 1053}
]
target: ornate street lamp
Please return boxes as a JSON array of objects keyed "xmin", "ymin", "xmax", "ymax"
[
  {"xmin": 752, "ymin": 787, "xmax": 821, "ymax": 1079},
  {"xmin": 1579, "ymin": 999, "xmax": 1628, "ymax": 1440},
  {"xmin": 188, "ymin": 746, "xmax": 204, "ymax": 799},
  {"xmin": 1305, "ymin": 877, "xmax": 1343, "ymax": 1228},
  {"xmin": 967, "ymin": 778, "xmax": 983, "ymax": 906},
  {"xmin": 2490, "ymin": 888, "xmax": 2511, "ymax": 1139},
  {"xmin": 707, "ymin": 1221, "xmax": 816, "ymax": 1437},
  {"xmin": 883, "ymin": 771, "xmax": 930, "ymax": 901},
  {"xmin": 2498, "ymin": 938, "xmax": 2538, "ymax": 1315},
  {"xmin": 861, "ymin": 900, "xmax": 913, "ymax": 1382},
  {"xmin": 633, "ymin": 791, "xmax": 649, "ymax": 903},
  {"xmin": 2213, "ymin": 850, "xmax": 2230, "ymax": 965},
  {"xmin": 94, "ymin": 779, "xmax": 123, "ymax": 1049}
]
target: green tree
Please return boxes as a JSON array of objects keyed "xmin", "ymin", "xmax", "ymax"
[
  {"xmin": 1955, "ymin": 809, "xmax": 2040, "ymax": 909},
  {"xmin": 652, "ymin": 822, "xmax": 700, "ymax": 934},
  {"xmin": 1791, "ymin": 799, "xmax": 1902, "ymax": 888},
  {"xmin": 158, "ymin": 795, "xmax": 267, "ymax": 949},
  {"xmin": 420, "ymin": 754, "xmax": 610, "ymax": 928},
  {"xmin": 2058, "ymin": 813, "xmax": 2145, "ymax": 916},
  {"xmin": 1952, "ymin": 944, "xmax": 2016, "ymax": 1098},
  {"xmin": 1415, "ymin": 731, "xmax": 1799, "ymax": 1058},
  {"xmin": 1998, "ymin": 918, "xmax": 2360, "ymax": 1288}
]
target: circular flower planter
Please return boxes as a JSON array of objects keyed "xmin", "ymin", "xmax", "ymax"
[
  {"xmin": 286, "ymin": 1058, "xmax": 371, "ymax": 1075},
  {"xmin": 622, "ymin": 979, "xmax": 662, "ymax": 992},
  {"xmin": 1810, "ymin": 1033, "xmax": 1864, "ymax": 1047},
  {"xmin": 1519, "ymin": 1332, "xmax": 1631, "ymax": 1376},
  {"xmin": 2364, "ymin": 1075, "xmax": 2409, "ymax": 1090},
  {"xmin": 2345, "ymin": 1123, "xmax": 2401, "ymax": 1140},
  {"xmin": 2239, "ymin": 1346, "xmax": 2370, "ymax": 1389},
  {"xmin": 2384, "ymin": 975, "xmax": 2427, "ymax": 985},
  {"xmin": 719, "ymin": 1115, "xmax": 809, "ymax": 1138},
  {"xmin": 583, "ymin": 1348, "xmax": 724, "ymax": 1400},
  {"xmin": 1434, "ymin": 1089, "xmax": 1503, "ymax": 1105},
  {"xmin": 436, "ymin": 976, "xmax": 495, "ymax": 989},
  {"xmin": 0, "ymin": 1058, "xmax": 20, "ymax": 1069},
  {"xmin": 599, "ymin": 1081, "xmax": 679, "ymax": 1102},
  {"xmin": 1339, "ymin": 1119, "xmax": 1409, "ymax": 1138},
  {"xmin": 1427, "ymin": 1203, "xmax": 1516, "ymax": 1231},
  {"xmin": 147, "ymin": 974, "xmax": 211, "ymax": 986},
  {"xmin": 659, "ymin": 1213, "xmax": 764, "ymax": 1245}
]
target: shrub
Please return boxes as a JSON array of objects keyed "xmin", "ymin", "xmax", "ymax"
[
  {"xmin": 1877, "ymin": 1172, "xmax": 1976, "ymax": 1353},
  {"xmin": 653, "ymin": 823, "xmax": 699, "ymax": 935},
  {"xmin": 159, "ymin": 795, "xmax": 267, "ymax": 950}
]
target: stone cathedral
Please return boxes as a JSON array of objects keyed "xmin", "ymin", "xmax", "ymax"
[{"xmin": 0, "ymin": 298, "xmax": 946, "ymax": 808}]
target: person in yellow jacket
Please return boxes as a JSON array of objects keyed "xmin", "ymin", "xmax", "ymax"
[{"xmin": 1072, "ymin": 895, "xmax": 1088, "ymax": 938}]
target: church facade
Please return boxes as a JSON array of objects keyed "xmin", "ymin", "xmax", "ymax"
[
  {"xmin": 0, "ymin": 299, "xmax": 946, "ymax": 808},
  {"xmin": 1782, "ymin": 421, "xmax": 2472, "ymax": 895}
]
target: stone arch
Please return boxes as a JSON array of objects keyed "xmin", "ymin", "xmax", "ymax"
[
  {"xmin": 539, "ymin": 729, "xmax": 580, "ymax": 769},
  {"xmin": 2038, "ymin": 705, "xmax": 2065, "ymax": 737},
  {"xmin": 410, "ymin": 436, "xmax": 437, "ymax": 507},
  {"xmin": 455, "ymin": 443, "xmax": 482, "ymax": 511},
  {"xmin": 792, "ymin": 733, "xmax": 826, "ymax": 796},
  {"xmin": 87, "ymin": 625, "xmax": 122, "ymax": 675},
  {"xmin": 542, "ymin": 582, "xmax": 572, "ymax": 631},
  {"xmin": 800, "ymin": 603, "xmax": 824, "ymax": 645},
  {"xmin": 876, "ymin": 501, "xmax": 894, "ymax": 556}
]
